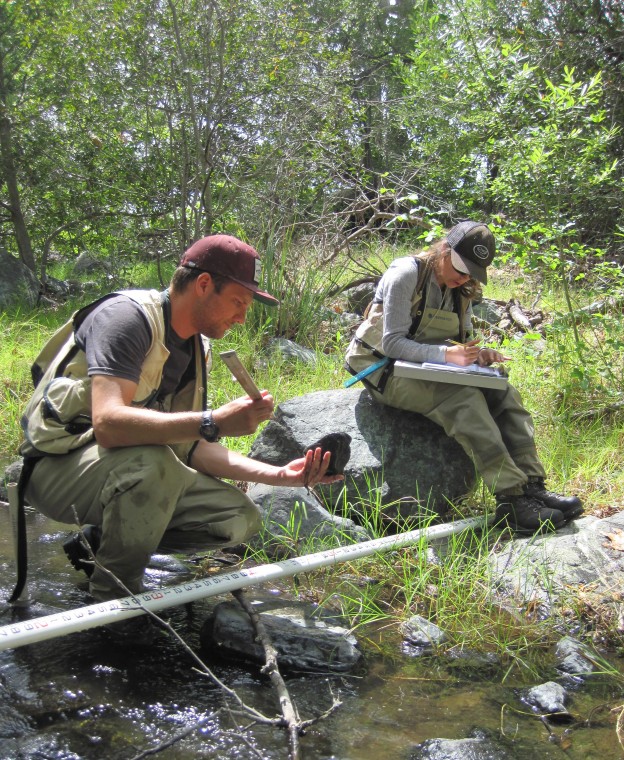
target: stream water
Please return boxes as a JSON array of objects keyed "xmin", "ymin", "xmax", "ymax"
[{"xmin": 1, "ymin": 502, "xmax": 623, "ymax": 759}]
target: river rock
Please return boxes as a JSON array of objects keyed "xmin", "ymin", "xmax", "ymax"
[
  {"xmin": 524, "ymin": 681, "xmax": 571, "ymax": 720},
  {"xmin": 1, "ymin": 460, "xmax": 23, "ymax": 502},
  {"xmin": 199, "ymin": 599, "xmax": 361, "ymax": 672},
  {"xmin": 344, "ymin": 282, "xmax": 377, "ymax": 315},
  {"xmin": 489, "ymin": 511, "xmax": 624, "ymax": 613},
  {"xmin": 72, "ymin": 252, "xmax": 111, "ymax": 275},
  {"xmin": 408, "ymin": 735, "xmax": 511, "ymax": 759},
  {"xmin": 246, "ymin": 483, "xmax": 370, "ymax": 557},
  {"xmin": 249, "ymin": 388, "xmax": 475, "ymax": 520},
  {"xmin": 554, "ymin": 636, "xmax": 596, "ymax": 677},
  {"xmin": 400, "ymin": 615, "xmax": 448, "ymax": 648},
  {"xmin": 472, "ymin": 298, "xmax": 505, "ymax": 325}
]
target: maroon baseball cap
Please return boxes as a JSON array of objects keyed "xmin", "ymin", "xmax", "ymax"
[
  {"xmin": 180, "ymin": 234, "xmax": 279, "ymax": 306},
  {"xmin": 446, "ymin": 221, "xmax": 496, "ymax": 284}
]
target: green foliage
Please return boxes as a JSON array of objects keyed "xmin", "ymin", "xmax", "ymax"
[
  {"xmin": 397, "ymin": 0, "xmax": 623, "ymax": 248},
  {"xmin": 490, "ymin": 216, "xmax": 624, "ymax": 405},
  {"xmin": 244, "ymin": 234, "xmax": 350, "ymax": 346}
]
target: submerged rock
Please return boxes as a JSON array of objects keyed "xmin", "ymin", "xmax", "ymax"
[
  {"xmin": 200, "ymin": 598, "xmax": 361, "ymax": 672},
  {"xmin": 554, "ymin": 636, "xmax": 596, "ymax": 678},
  {"xmin": 408, "ymin": 735, "xmax": 511, "ymax": 759},
  {"xmin": 524, "ymin": 681, "xmax": 571, "ymax": 721},
  {"xmin": 400, "ymin": 615, "xmax": 447, "ymax": 648}
]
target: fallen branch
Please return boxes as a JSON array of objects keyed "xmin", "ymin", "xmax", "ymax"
[
  {"xmin": 551, "ymin": 294, "xmax": 624, "ymax": 327},
  {"xmin": 232, "ymin": 589, "xmax": 343, "ymax": 759},
  {"xmin": 570, "ymin": 400, "xmax": 624, "ymax": 421},
  {"xmin": 233, "ymin": 589, "xmax": 302, "ymax": 758},
  {"xmin": 508, "ymin": 299, "xmax": 533, "ymax": 332}
]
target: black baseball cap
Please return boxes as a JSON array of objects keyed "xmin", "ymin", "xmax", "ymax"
[
  {"xmin": 180, "ymin": 234, "xmax": 279, "ymax": 306},
  {"xmin": 446, "ymin": 221, "xmax": 496, "ymax": 284}
]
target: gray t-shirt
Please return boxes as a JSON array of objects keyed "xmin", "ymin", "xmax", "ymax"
[{"xmin": 74, "ymin": 294, "xmax": 193, "ymax": 398}]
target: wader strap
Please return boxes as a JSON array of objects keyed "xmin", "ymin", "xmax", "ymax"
[
  {"xmin": 345, "ymin": 356, "xmax": 396, "ymax": 394},
  {"xmin": 354, "ymin": 337, "xmax": 385, "ymax": 359},
  {"xmin": 350, "ymin": 273, "xmax": 432, "ymax": 395},
  {"xmin": 8, "ymin": 456, "xmax": 41, "ymax": 604},
  {"xmin": 454, "ymin": 288, "xmax": 466, "ymax": 342},
  {"xmin": 407, "ymin": 279, "xmax": 428, "ymax": 338}
]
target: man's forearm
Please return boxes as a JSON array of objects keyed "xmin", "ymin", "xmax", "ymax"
[
  {"xmin": 190, "ymin": 440, "xmax": 283, "ymax": 484},
  {"xmin": 93, "ymin": 406, "xmax": 203, "ymax": 448}
]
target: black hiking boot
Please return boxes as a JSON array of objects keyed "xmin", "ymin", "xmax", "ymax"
[
  {"xmin": 63, "ymin": 525, "xmax": 102, "ymax": 577},
  {"xmin": 494, "ymin": 495, "xmax": 565, "ymax": 535},
  {"xmin": 523, "ymin": 479, "xmax": 584, "ymax": 522}
]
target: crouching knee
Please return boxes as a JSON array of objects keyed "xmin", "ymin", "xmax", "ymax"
[{"xmin": 229, "ymin": 497, "xmax": 262, "ymax": 545}]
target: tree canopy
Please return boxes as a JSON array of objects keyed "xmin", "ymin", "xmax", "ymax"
[{"xmin": 1, "ymin": 0, "xmax": 622, "ymax": 275}]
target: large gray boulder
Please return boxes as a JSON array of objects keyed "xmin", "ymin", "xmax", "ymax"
[
  {"xmin": 249, "ymin": 388, "xmax": 475, "ymax": 520},
  {"xmin": 490, "ymin": 510, "xmax": 624, "ymax": 611},
  {"xmin": 0, "ymin": 247, "xmax": 39, "ymax": 310},
  {"xmin": 246, "ymin": 483, "xmax": 370, "ymax": 557}
]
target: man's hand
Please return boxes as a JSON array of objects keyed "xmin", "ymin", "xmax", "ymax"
[
  {"xmin": 277, "ymin": 447, "xmax": 344, "ymax": 488},
  {"xmin": 212, "ymin": 391, "xmax": 274, "ymax": 437}
]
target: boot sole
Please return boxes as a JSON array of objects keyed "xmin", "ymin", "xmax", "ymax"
[
  {"xmin": 562, "ymin": 506, "xmax": 585, "ymax": 523},
  {"xmin": 494, "ymin": 515, "xmax": 566, "ymax": 536}
]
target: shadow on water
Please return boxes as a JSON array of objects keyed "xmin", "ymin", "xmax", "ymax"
[{"xmin": 1, "ymin": 503, "xmax": 624, "ymax": 759}]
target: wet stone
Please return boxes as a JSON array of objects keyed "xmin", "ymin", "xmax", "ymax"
[
  {"xmin": 400, "ymin": 615, "xmax": 447, "ymax": 648},
  {"xmin": 524, "ymin": 681, "xmax": 571, "ymax": 721},
  {"xmin": 444, "ymin": 647, "xmax": 501, "ymax": 676},
  {"xmin": 554, "ymin": 636, "xmax": 596, "ymax": 677},
  {"xmin": 200, "ymin": 599, "xmax": 362, "ymax": 673},
  {"xmin": 408, "ymin": 734, "xmax": 512, "ymax": 759},
  {"xmin": 304, "ymin": 432, "xmax": 352, "ymax": 476}
]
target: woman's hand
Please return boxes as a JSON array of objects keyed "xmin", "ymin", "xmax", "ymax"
[
  {"xmin": 476, "ymin": 348, "xmax": 511, "ymax": 367},
  {"xmin": 445, "ymin": 338, "xmax": 481, "ymax": 366}
]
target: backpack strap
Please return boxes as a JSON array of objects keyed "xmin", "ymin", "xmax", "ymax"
[{"xmin": 7, "ymin": 456, "xmax": 42, "ymax": 605}]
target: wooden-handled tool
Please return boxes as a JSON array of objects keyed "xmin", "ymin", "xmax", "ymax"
[{"xmin": 219, "ymin": 350, "xmax": 262, "ymax": 400}]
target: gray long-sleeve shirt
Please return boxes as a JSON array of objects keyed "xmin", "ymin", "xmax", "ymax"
[{"xmin": 375, "ymin": 256, "xmax": 473, "ymax": 364}]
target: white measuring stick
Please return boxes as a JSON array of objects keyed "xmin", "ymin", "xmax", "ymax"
[
  {"xmin": 220, "ymin": 350, "xmax": 262, "ymax": 400},
  {"xmin": 0, "ymin": 516, "xmax": 491, "ymax": 651}
]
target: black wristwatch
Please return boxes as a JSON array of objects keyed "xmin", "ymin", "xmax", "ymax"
[{"xmin": 199, "ymin": 410, "xmax": 221, "ymax": 442}]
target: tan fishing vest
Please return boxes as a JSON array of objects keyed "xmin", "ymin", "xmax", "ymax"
[{"xmin": 20, "ymin": 289, "xmax": 210, "ymax": 462}]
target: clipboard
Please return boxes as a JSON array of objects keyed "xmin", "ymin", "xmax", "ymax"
[{"xmin": 393, "ymin": 360, "xmax": 508, "ymax": 390}]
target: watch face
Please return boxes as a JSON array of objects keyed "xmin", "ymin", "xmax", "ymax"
[{"xmin": 200, "ymin": 412, "xmax": 219, "ymax": 442}]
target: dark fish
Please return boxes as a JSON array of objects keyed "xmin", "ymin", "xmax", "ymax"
[{"xmin": 304, "ymin": 432, "xmax": 352, "ymax": 476}]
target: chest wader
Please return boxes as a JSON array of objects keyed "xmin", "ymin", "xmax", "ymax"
[
  {"xmin": 345, "ymin": 280, "xmax": 466, "ymax": 394},
  {"xmin": 7, "ymin": 291, "xmax": 193, "ymax": 606}
]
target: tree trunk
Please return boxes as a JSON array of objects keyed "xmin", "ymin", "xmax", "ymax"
[{"xmin": 0, "ymin": 56, "xmax": 37, "ymax": 273}]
